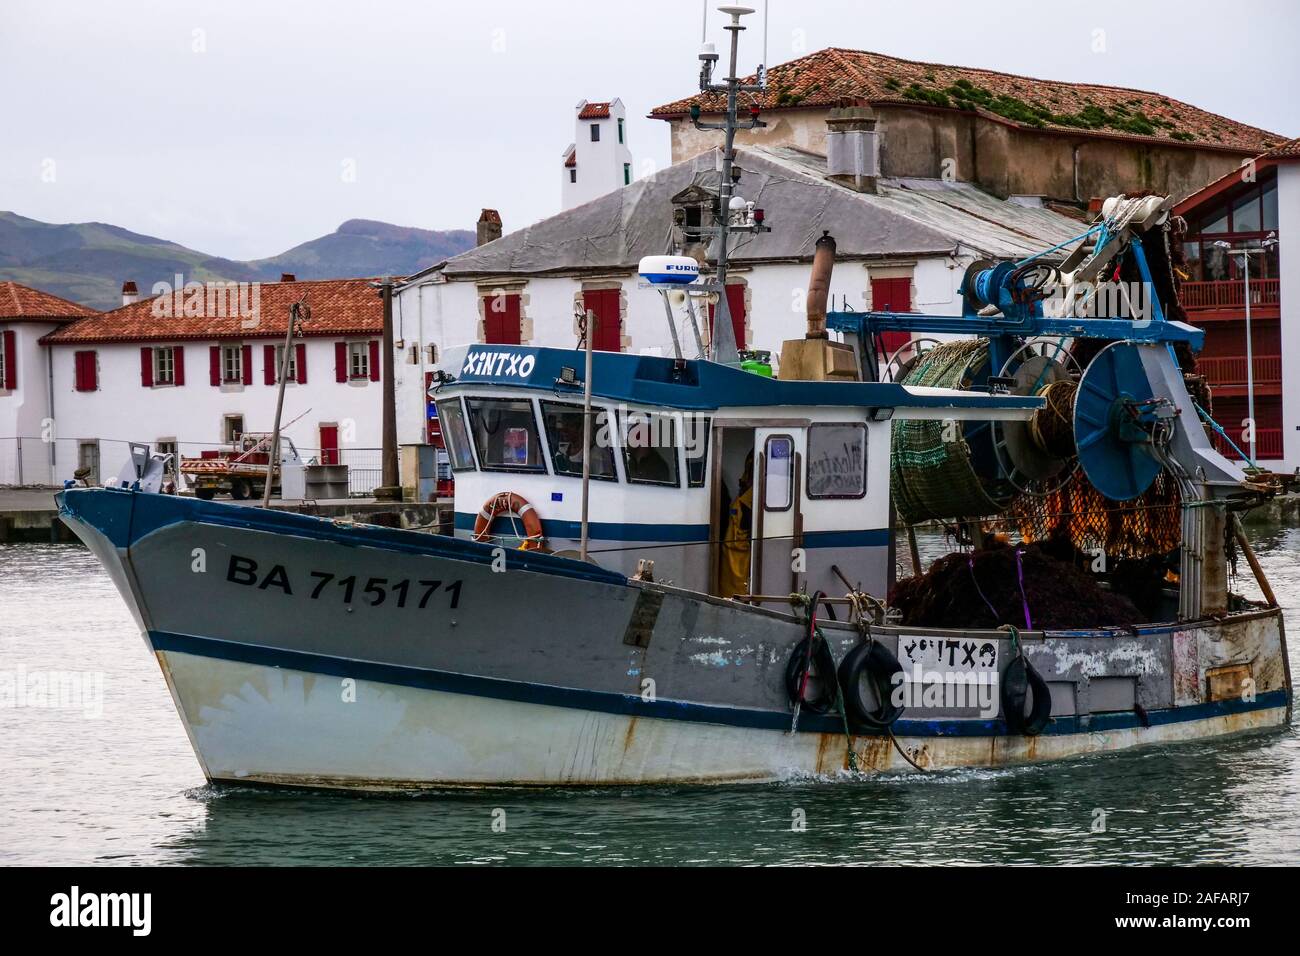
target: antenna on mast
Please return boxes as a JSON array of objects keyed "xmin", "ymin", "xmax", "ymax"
[{"xmin": 690, "ymin": 5, "xmax": 770, "ymax": 364}]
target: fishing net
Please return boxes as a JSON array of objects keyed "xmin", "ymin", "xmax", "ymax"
[{"xmin": 890, "ymin": 339, "xmax": 1011, "ymax": 524}]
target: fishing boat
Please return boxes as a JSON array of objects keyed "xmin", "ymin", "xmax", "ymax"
[{"xmin": 58, "ymin": 6, "xmax": 1290, "ymax": 788}]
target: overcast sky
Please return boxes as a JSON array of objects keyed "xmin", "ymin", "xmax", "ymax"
[{"xmin": 2, "ymin": 0, "xmax": 1295, "ymax": 261}]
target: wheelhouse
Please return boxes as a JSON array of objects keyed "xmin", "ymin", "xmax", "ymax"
[{"xmin": 432, "ymin": 345, "xmax": 1039, "ymax": 600}]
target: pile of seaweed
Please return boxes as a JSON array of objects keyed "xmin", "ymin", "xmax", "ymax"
[{"xmin": 891, "ymin": 539, "xmax": 1143, "ymax": 630}]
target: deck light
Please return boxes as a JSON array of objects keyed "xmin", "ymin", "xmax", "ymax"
[{"xmin": 558, "ymin": 366, "xmax": 579, "ymax": 385}]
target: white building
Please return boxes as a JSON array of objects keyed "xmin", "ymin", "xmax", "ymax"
[
  {"xmin": 0, "ymin": 282, "xmax": 98, "ymax": 485},
  {"xmin": 561, "ymin": 99, "xmax": 634, "ymax": 211},
  {"xmin": 394, "ymin": 140, "xmax": 1087, "ymax": 449},
  {"xmin": 21, "ymin": 277, "xmax": 386, "ymax": 490}
]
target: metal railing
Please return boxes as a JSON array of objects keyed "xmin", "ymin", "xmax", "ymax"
[
  {"xmin": 1181, "ymin": 279, "xmax": 1280, "ymax": 310},
  {"xmin": 1210, "ymin": 428, "xmax": 1284, "ymax": 462},
  {"xmin": 1196, "ymin": 354, "xmax": 1283, "ymax": 387}
]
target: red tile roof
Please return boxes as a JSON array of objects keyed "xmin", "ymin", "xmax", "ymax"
[
  {"xmin": 43, "ymin": 277, "xmax": 384, "ymax": 345},
  {"xmin": 0, "ymin": 281, "xmax": 98, "ymax": 323},
  {"xmin": 563, "ymin": 147, "xmax": 576, "ymax": 168},
  {"xmin": 578, "ymin": 101, "xmax": 611, "ymax": 120},
  {"xmin": 1263, "ymin": 136, "xmax": 1300, "ymax": 158},
  {"xmin": 651, "ymin": 48, "xmax": 1285, "ymax": 153}
]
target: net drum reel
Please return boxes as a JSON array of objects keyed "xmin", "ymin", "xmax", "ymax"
[
  {"xmin": 1072, "ymin": 341, "xmax": 1176, "ymax": 502},
  {"xmin": 990, "ymin": 339, "xmax": 1081, "ymax": 497}
]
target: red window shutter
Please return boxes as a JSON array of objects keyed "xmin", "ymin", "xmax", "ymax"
[
  {"xmin": 209, "ymin": 346, "xmax": 221, "ymax": 386},
  {"xmin": 73, "ymin": 352, "xmax": 84, "ymax": 391},
  {"xmin": 872, "ymin": 277, "xmax": 913, "ymax": 354},
  {"xmin": 335, "ymin": 341, "xmax": 348, "ymax": 382},
  {"xmin": 706, "ymin": 285, "xmax": 745, "ymax": 351},
  {"xmin": 582, "ymin": 289, "xmax": 621, "ymax": 352},
  {"xmin": 263, "ymin": 344, "xmax": 276, "ymax": 385},
  {"xmin": 369, "ymin": 340, "xmax": 380, "ymax": 381},
  {"xmin": 140, "ymin": 347, "xmax": 154, "ymax": 387},
  {"xmin": 295, "ymin": 343, "xmax": 307, "ymax": 383},
  {"xmin": 173, "ymin": 346, "xmax": 185, "ymax": 386},
  {"xmin": 74, "ymin": 350, "xmax": 98, "ymax": 392},
  {"xmin": 2, "ymin": 330, "xmax": 16, "ymax": 390},
  {"xmin": 483, "ymin": 293, "xmax": 521, "ymax": 345},
  {"xmin": 241, "ymin": 345, "xmax": 252, "ymax": 385}
]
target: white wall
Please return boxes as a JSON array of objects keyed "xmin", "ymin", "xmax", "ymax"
[
  {"xmin": 0, "ymin": 321, "xmax": 60, "ymax": 485},
  {"xmin": 561, "ymin": 99, "xmax": 634, "ymax": 211},
  {"xmin": 46, "ymin": 336, "xmax": 383, "ymax": 485},
  {"xmin": 394, "ymin": 254, "xmax": 970, "ymax": 446},
  {"xmin": 1278, "ymin": 163, "xmax": 1299, "ymax": 472}
]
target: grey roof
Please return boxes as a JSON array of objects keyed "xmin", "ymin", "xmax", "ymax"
[{"xmin": 412, "ymin": 145, "xmax": 1088, "ymax": 284}]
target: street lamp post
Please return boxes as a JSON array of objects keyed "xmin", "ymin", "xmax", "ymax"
[{"xmin": 1214, "ymin": 232, "xmax": 1278, "ymax": 464}]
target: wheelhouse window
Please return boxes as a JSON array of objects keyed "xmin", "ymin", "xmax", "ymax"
[
  {"xmin": 435, "ymin": 398, "xmax": 476, "ymax": 472},
  {"xmin": 153, "ymin": 347, "xmax": 175, "ymax": 385},
  {"xmin": 684, "ymin": 416, "xmax": 710, "ymax": 487},
  {"xmin": 221, "ymin": 345, "xmax": 243, "ymax": 384},
  {"xmin": 621, "ymin": 409, "xmax": 679, "ymax": 487},
  {"xmin": 806, "ymin": 423, "xmax": 866, "ymax": 499},
  {"xmin": 465, "ymin": 397, "xmax": 545, "ymax": 472},
  {"xmin": 348, "ymin": 341, "xmax": 370, "ymax": 380},
  {"xmin": 540, "ymin": 401, "xmax": 616, "ymax": 480},
  {"xmin": 763, "ymin": 435, "xmax": 794, "ymax": 510}
]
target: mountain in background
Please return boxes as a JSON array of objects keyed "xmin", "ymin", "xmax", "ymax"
[{"xmin": 0, "ymin": 212, "xmax": 476, "ymax": 311}]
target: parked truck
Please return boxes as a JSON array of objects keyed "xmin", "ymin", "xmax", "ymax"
[{"xmin": 179, "ymin": 433, "xmax": 304, "ymax": 500}]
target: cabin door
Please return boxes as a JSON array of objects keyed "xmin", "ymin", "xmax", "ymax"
[{"xmin": 752, "ymin": 427, "xmax": 806, "ymax": 597}]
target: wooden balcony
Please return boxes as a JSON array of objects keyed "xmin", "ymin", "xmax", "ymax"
[{"xmin": 1182, "ymin": 278, "xmax": 1279, "ymax": 311}]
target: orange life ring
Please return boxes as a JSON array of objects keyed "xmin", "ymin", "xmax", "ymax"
[{"xmin": 473, "ymin": 492, "xmax": 546, "ymax": 549}]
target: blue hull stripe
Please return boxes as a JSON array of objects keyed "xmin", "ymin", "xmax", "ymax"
[{"xmin": 149, "ymin": 630, "xmax": 1289, "ymax": 739}]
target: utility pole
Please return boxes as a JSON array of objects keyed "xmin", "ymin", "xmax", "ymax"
[
  {"xmin": 372, "ymin": 276, "xmax": 401, "ymax": 501},
  {"xmin": 263, "ymin": 295, "xmax": 307, "ymax": 507}
]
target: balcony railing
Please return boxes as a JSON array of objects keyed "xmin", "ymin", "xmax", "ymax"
[
  {"xmin": 1210, "ymin": 428, "xmax": 1285, "ymax": 462},
  {"xmin": 1196, "ymin": 354, "xmax": 1283, "ymax": 388},
  {"xmin": 1182, "ymin": 279, "xmax": 1280, "ymax": 311}
]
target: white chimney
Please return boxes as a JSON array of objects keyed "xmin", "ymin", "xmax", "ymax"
[
  {"xmin": 825, "ymin": 106, "xmax": 880, "ymax": 194},
  {"xmin": 121, "ymin": 281, "xmax": 139, "ymax": 306}
]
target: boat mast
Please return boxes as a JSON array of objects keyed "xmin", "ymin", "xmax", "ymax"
[{"xmin": 691, "ymin": 4, "xmax": 768, "ymax": 364}]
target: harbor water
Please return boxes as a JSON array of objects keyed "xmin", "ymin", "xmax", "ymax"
[{"xmin": 2, "ymin": 527, "xmax": 1298, "ymax": 866}]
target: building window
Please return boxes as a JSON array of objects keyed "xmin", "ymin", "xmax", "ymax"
[
  {"xmin": 617, "ymin": 117, "xmax": 624, "ymax": 144},
  {"xmin": 0, "ymin": 330, "xmax": 11, "ymax": 391},
  {"xmin": 74, "ymin": 350, "xmax": 98, "ymax": 392},
  {"xmin": 569, "ymin": 168, "xmax": 577, "ymax": 184},
  {"xmin": 806, "ymin": 423, "xmax": 867, "ymax": 499},
  {"xmin": 221, "ymin": 344, "xmax": 243, "ymax": 384},
  {"xmin": 275, "ymin": 344, "xmax": 298, "ymax": 383},
  {"xmin": 581, "ymin": 288, "xmax": 622, "ymax": 351},
  {"xmin": 348, "ymin": 341, "xmax": 369, "ymax": 380},
  {"xmin": 77, "ymin": 441, "xmax": 100, "ymax": 483},
  {"xmin": 590, "ymin": 123, "xmax": 600, "ymax": 142},
  {"xmin": 623, "ymin": 163, "xmax": 631, "ymax": 186},
  {"xmin": 153, "ymin": 347, "xmax": 175, "ymax": 385},
  {"xmin": 223, "ymin": 414, "xmax": 244, "ymax": 444},
  {"xmin": 155, "ymin": 439, "xmax": 178, "ymax": 479}
]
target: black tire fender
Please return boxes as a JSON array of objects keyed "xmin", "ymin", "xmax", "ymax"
[
  {"xmin": 837, "ymin": 640, "xmax": 905, "ymax": 728},
  {"xmin": 1001, "ymin": 654, "xmax": 1052, "ymax": 736},
  {"xmin": 785, "ymin": 633, "xmax": 839, "ymax": 715}
]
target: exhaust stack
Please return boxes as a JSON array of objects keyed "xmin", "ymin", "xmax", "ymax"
[
  {"xmin": 805, "ymin": 232, "xmax": 836, "ymax": 340},
  {"xmin": 777, "ymin": 231, "xmax": 858, "ymax": 381}
]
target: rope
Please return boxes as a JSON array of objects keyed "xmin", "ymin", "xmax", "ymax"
[
  {"xmin": 1014, "ymin": 547, "xmax": 1034, "ymax": 630},
  {"xmin": 1194, "ymin": 402, "xmax": 1258, "ymax": 470},
  {"xmin": 967, "ymin": 557, "xmax": 1001, "ymax": 625}
]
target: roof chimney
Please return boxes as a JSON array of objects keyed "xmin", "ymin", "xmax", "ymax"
[
  {"xmin": 825, "ymin": 106, "xmax": 880, "ymax": 194},
  {"xmin": 121, "ymin": 281, "xmax": 139, "ymax": 306},
  {"xmin": 477, "ymin": 208, "xmax": 503, "ymax": 247},
  {"xmin": 280, "ymin": 273, "xmax": 296, "ymax": 283}
]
